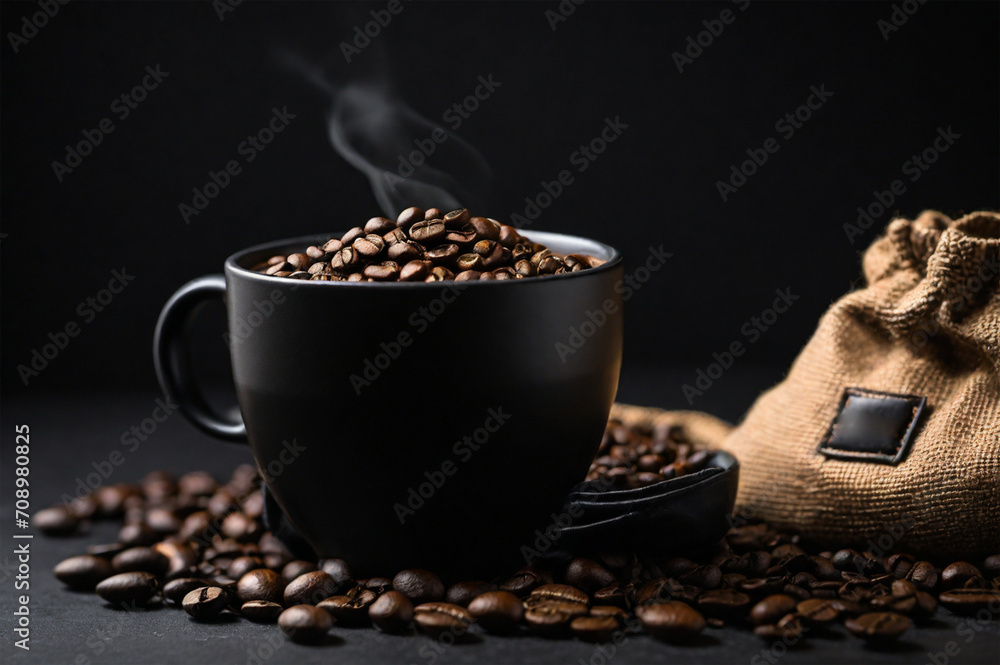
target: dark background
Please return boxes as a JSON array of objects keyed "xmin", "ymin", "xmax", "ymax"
[{"xmin": 3, "ymin": 0, "xmax": 997, "ymax": 417}]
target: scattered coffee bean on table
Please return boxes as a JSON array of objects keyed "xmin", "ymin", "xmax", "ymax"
[
  {"xmin": 250, "ymin": 206, "xmax": 605, "ymax": 282},
  {"xmin": 42, "ymin": 418, "xmax": 1000, "ymax": 648}
]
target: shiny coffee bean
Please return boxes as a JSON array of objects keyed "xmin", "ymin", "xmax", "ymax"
[
  {"xmin": 364, "ymin": 261, "xmax": 400, "ymax": 281},
  {"xmin": 413, "ymin": 602, "xmax": 472, "ymax": 639},
  {"xmin": 906, "ymin": 561, "xmax": 938, "ymax": 591},
  {"xmin": 400, "ymin": 259, "xmax": 433, "ymax": 281},
  {"xmin": 409, "ymin": 219, "xmax": 446, "ymax": 245},
  {"xmin": 500, "ymin": 567, "xmax": 551, "ymax": 597},
  {"xmin": 593, "ymin": 583, "xmax": 630, "ymax": 609},
  {"xmin": 845, "ymin": 612, "xmax": 911, "ymax": 642},
  {"xmin": 318, "ymin": 558, "xmax": 353, "ymax": 588},
  {"xmin": 571, "ymin": 615, "xmax": 619, "ymax": 642},
  {"xmin": 941, "ymin": 562, "xmax": 982, "ymax": 590},
  {"xmin": 455, "ymin": 269, "xmax": 481, "ymax": 281},
  {"xmin": 426, "ymin": 243, "xmax": 459, "ymax": 263},
  {"xmin": 467, "ymin": 591, "xmax": 523, "ymax": 634},
  {"xmin": 353, "ymin": 234, "xmax": 385, "ymax": 258},
  {"xmin": 446, "ymin": 581, "xmax": 495, "ymax": 607},
  {"xmin": 163, "ymin": 577, "xmax": 214, "ymax": 605},
  {"xmin": 282, "ymin": 560, "xmax": 318, "ymax": 582},
  {"xmin": 237, "ymin": 569, "xmax": 285, "ymax": 604},
  {"xmin": 279, "ymin": 605, "xmax": 333, "ymax": 644},
  {"xmin": 530, "ymin": 584, "xmax": 589, "ymax": 606},
  {"xmin": 470, "ymin": 216, "xmax": 500, "ymax": 241},
  {"xmin": 95, "ymin": 572, "xmax": 159, "ymax": 606},
  {"xmin": 317, "ymin": 588, "xmax": 378, "ymax": 626},
  {"xmin": 938, "ymin": 588, "xmax": 1000, "ymax": 615},
  {"xmin": 321, "ymin": 238, "xmax": 344, "ymax": 253},
  {"xmin": 423, "ymin": 207, "xmax": 442, "ymax": 220},
  {"xmin": 34, "ymin": 506, "xmax": 79, "ymax": 536},
  {"xmin": 183, "ymin": 586, "xmax": 227, "ymax": 621},
  {"xmin": 697, "ymin": 590, "xmax": 751, "ymax": 618},
  {"xmin": 456, "ymin": 253, "xmax": 485, "ymax": 271},
  {"xmin": 227, "ymin": 556, "xmax": 264, "ymax": 580},
  {"xmin": 443, "ymin": 208, "xmax": 470, "ymax": 228},
  {"xmin": 396, "ymin": 206, "xmax": 424, "ymax": 231},
  {"xmin": 53, "ymin": 555, "xmax": 113, "ymax": 590},
  {"xmin": 636, "ymin": 601, "xmax": 706, "ymax": 642},
  {"xmin": 340, "ymin": 226, "xmax": 366, "ymax": 245},
  {"xmin": 284, "ymin": 571, "xmax": 339, "ymax": 606},
  {"xmin": 393, "ymin": 569, "xmax": 445, "ymax": 605},
  {"xmin": 369, "ymin": 590, "xmax": 413, "ymax": 633},
  {"xmin": 750, "ymin": 594, "xmax": 798, "ymax": 626},
  {"xmin": 796, "ymin": 598, "xmax": 840, "ymax": 625},
  {"xmin": 565, "ymin": 558, "xmax": 616, "ymax": 594},
  {"xmin": 242, "ymin": 600, "xmax": 283, "ymax": 623},
  {"xmin": 112, "ymin": 547, "xmax": 170, "ymax": 576},
  {"xmin": 365, "ymin": 216, "xmax": 396, "ymax": 235},
  {"xmin": 523, "ymin": 599, "xmax": 587, "ymax": 633}
]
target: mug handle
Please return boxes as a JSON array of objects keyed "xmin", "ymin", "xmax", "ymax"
[{"xmin": 153, "ymin": 274, "xmax": 248, "ymax": 443}]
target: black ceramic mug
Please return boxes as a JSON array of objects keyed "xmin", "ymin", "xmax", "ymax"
[{"xmin": 154, "ymin": 231, "xmax": 623, "ymax": 575}]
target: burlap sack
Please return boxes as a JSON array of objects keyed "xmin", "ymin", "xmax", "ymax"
[{"xmin": 719, "ymin": 210, "xmax": 1000, "ymax": 559}]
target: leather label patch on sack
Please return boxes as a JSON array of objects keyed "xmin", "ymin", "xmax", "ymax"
[{"xmin": 818, "ymin": 387, "xmax": 926, "ymax": 465}]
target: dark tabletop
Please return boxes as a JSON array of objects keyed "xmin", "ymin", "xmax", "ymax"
[{"xmin": 2, "ymin": 373, "xmax": 998, "ymax": 665}]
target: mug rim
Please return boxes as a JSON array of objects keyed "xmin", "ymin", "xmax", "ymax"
[{"xmin": 225, "ymin": 230, "xmax": 624, "ymax": 288}]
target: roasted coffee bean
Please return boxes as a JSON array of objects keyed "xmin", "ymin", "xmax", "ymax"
[
  {"xmin": 265, "ymin": 262, "xmax": 290, "ymax": 275},
  {"xmin": 498, "ymin": 224, "xmax": 520, "ymax": 248},
  {"xmin": 500, "ymin": 567, "xmax": 551, "ymax": 597},
  {"xmin": 680, "ymin": 564, "xmax": 722, "ymax": 589},
  {"xmin": 364, "ymin": 261, "xmax": 400, "ymax": 281},
  {"xmin": 54, "ymin": 555, "xmax": 113, "ymax": 590},
  {"xmin": 399, "ymin": 259, "xmax": 433, "ymax": 281},
  {"xmin": 456, "ymin": 253, "xmax": 485, "ymax": 271},
  {"xmin": 163, "ymin": 577, "xmax": 214, "ymax": 605},
  {"xmin": 365, "ymin": 577, "xmax": 393, "ymax": 592},
  {"xmin": 321, "ymin": 238, "xmax": 344, "ymax": 253},
  {"xmin": 183, "ymin": 586, "xmax": 227, "ymax": 621},
  {"xmin": 413, "ymin": 602, "xmax": 472, "ymax": 639},
  {"xmin": 369, "ymin": 590, "xmax": 413, "ymax": 633},
  {"xmin": 221, "ymin": 512, "xmax": 261, "ymax": 542},
  {"xmin": 426, "ymin": 266, "xmax": 454, "ymax": 281},
  {"xmin": 845, "ymin": 612, "xmax": 911, "ymax": 643},
  {"xmin": 237, "ymin": 569, "xmax": 285, "ymax": 604},
  {"xmin": 95, "ymin": 571, "xmax": 159, "ymax": 606},
  {"xmin": 329, "ymin": 247, "xmax": 360, "ymax": 272},
  {"xmin": 409, "ymin": 219, "xmax": 446, "ymax": 245},
  {"xmin": 34, "ymin": 506, "xmax": 79, "ymax": 536},
  {"xmin": 444, "ymin": 226, "xmax": 478, "ymax": 245},
  {"xmin": 305, "ymin": 245, "xmax": 326, "ymax": 260},
  {"xmin": 467, "ymin": 591, "xmax": 523, "ymax": 634},
  {"xmin": 365, "ymin": 216, "xmax": 396, "ymax": 235},
  {"xmin": 513, "ymin": 259, "xmax": 536, "ymax": 277},
  {"xmin": 353, "ymin": 234, "xmax": 385, "ymax": 259},
  {"xmin": 469, "ymin": 216, "xmax": 500, "ymax": 241},
  {"xmin": 938, "ymin": 588, "xmax": 1000, "ymax": 615},
  {"xmin": 279, "ymin": 605, "xmax": 334, "ymax": 644},
  {"xmin": 284, "ymin": 571, "xmax": 339, "ymax": 606},
  {"xmin": 282, "ymin": 560, "xmax": 318, "ymax": 582},
  {"xmin": 423, "ymin": 207, "xmax": 442, "ymax": 220},
  {"xmin": 492, "ymin": 267, "xmax": 516, "ymax": 280},
  {"xmin": 318, "ymin": 588, "xmax": 378, "ymax": 626},
  {"xmin": 571, "ymin": 615, "xmax": 619, "ymax": 642},
  {"xmin": 227, "ymin": 556, "xmax": 264, "ymax": 580},
  {"xmin": 593, "ymin": 583, "xmax": 630, "ymax": 609},
  {"xmin": 697, "ymin": 590, "xmax": 751, "ymax": 618},
  {"xmin": 941, "ymin": 562, "xmax": 982, "ymax": 590},
  {"xmin": 590, "ymin": 605, "xmax": 628, "ymax": 625},
  {"xmin": 341, "ymin": 226, "xmax": 366, "ymax": 245},
  {"xmin": 796, "ymin": 598, "xmax": 840, "ymax": 625},
  {"xmin": 393, "ymin": 569, "xmax": 445, "ymax": 605},
  {"xmin": 565, "ymin": 558, "xmax": 616, "ymax": 594},
  {"xmin": 455, "ymin": 269, "xmax": 481, "ymax": 281},
  {"xmin": 523, "ymin": 599, "xmax": 587, "ymax": 633},
  {"xmin": 754, "ymin": 616, "xmax": 805, "ymax": 641},
  {"xmin": 286, "ymin": 253, "xmax": 312, "ymax": 271},
  {"xmin": 982, "ymin": 555, "xmax": 1000, "ymax": 578},
  {"xmin": 446, "ymin": 581, "xmax": 496, "ymax": 607},
  {"xmin": 318, "ymin": 558, "xmax": 352, "ymax": 588},
  {"xmin": 443, "ymin": 208, "xmax": 470, "ymax": 228},
  {"xmin": 396, "ymin": 206, "xmax": 424, "ymax": 231},
  {"xmin": 112, "ymin": 547, "xmax": 170, "ymax": 576},
  {"xmin": 530, "ymin": 584, "xmax": 590, "ymax": 606},
  {"xmin": 426, "ymin": 243, "xmax": 459, "ymax": 263},
  {"xmin": 242, "ymin": 600, "xmax": 283, "ymax": 623},
  {"xmin": 636, "ymin": 601, "xmax": 705, "ymax": 642},
  {"xmin": 117, "ymin": 522, "xmax": 156, "ymax": 547},
  {"xmin": 750, "ymin": 594, "xmax": 798, "ymax": 626}
]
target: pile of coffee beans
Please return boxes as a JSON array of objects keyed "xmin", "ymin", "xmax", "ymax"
[
  {"xmin": 250, "ymin": 206, "xmax": 604, "ymax": 282},
  {"xmin": 43, "ymin": 419, "xmax": 1000, "ymax": 647}
]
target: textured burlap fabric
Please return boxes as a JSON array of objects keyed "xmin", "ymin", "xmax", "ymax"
[{"xmin": 717, "ymin": 210, "xmax": 1000, "ymax": 559}]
